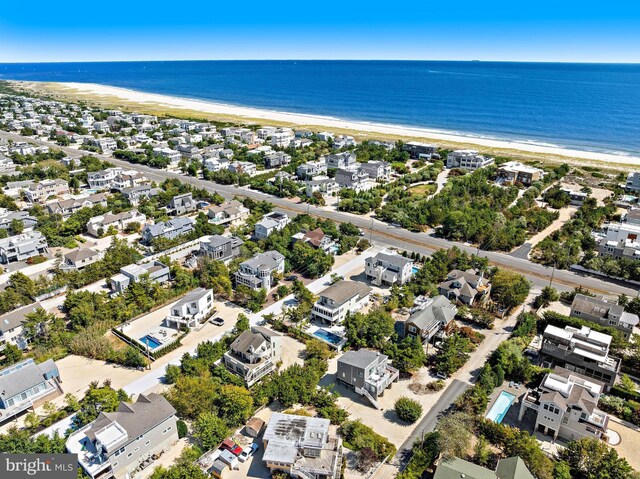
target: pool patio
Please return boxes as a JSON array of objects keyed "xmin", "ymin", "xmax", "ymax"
[{"xmin": 305, "ymin": 322, "xmax": 347, "ymax": 350}]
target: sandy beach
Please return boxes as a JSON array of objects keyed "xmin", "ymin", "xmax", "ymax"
[{"xmin": 15, "ymin": 80, "xmax": 640, "ymax": 168}]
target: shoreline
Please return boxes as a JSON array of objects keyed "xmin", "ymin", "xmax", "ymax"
[{"xmin": 12, "ymin": 80, "xmax": 640, "ymax": 168}]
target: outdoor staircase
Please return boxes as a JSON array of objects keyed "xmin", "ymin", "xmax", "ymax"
[{"xmin": 355, "ymin": 386, "xmax": 381, "ymax": 410}]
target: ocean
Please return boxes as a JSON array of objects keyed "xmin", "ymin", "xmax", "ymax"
[{"xmin": 1, "ymin": 60, "xmax": 639, "ymax": 156}]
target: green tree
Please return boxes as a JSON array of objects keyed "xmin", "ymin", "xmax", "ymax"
[
  {"xmin": 436, "ymin": 412, "xmax": 473, "ymax": 460},
  {"xmin": 560, "ymin": 437, "xmax": 635, "ymax": 479},
  {"xmin": 193, "ymin": 412, "xmax": 229, "ymax": 450},
  {"xmin": 491, "ymin": 269, "xmax": 531, "ymax": 308},
  {"xmin": 215, "ymin": 385, "xmax": 254, "ymax": 427}
]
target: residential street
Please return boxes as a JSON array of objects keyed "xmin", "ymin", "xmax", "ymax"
[{"xmin": 1, "ymin": 131, "xmax": 634, "ymax": 298}]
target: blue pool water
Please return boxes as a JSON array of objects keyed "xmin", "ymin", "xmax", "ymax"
[
  {"xmin": 412, "ymin": 266, "xmax": 420, "ymax": 275},
  {"xmin": 313, "ymin": 329, "xmax": 344, "ymax": 345},
  {"xmin": 486, "ymin": 391, "xmax": 516, "ymax": 424},
  {"xmin": 140, "ymin": 335, "xmax": 162, "ymax": 349}
]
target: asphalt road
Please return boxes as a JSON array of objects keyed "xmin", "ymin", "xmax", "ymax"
[{"xmin": 4, "ymin": 131, "xmax": 638, "ymax": 297}]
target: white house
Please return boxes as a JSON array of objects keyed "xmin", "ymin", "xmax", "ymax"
[
  {"xmin": 311, "ymin": 280, "xmax": 372, "ymax": 324},
  {"xmin": 254, "ymin": 212, "xmax": 290, "ymax": 240},
  {"xmin": 165, "ymin": 288, "xmax": 214, "ymax": 329}
]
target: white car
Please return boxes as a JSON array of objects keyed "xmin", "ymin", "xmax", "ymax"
[{"xmin": 238, "ymin": 443, "xmax": 259, "ymax": 462}]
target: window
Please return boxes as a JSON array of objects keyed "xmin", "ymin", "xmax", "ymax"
[
  {"xmin": 113, "ymin": 463, "xmax": 118, "ymax": 468},
  {"xmin": 145, "ymin": 441, "xmax": 150, "ymax": 446},
  {"xmin": 543, "ymin": 404, "xmax": 549, "ymax": 411},
  {"xmin": 127, "ymin": 452, "xmax": 133, "ymax": 458},
  {"xmin": 134, "ymin": 447, "xmax": 139, "ymax": 452}
]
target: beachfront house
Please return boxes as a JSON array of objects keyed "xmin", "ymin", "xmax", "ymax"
[
  {"xmin": 0, "ymin": 302, "xmax": 44, "ymax": 351},
  {"xmin": 24, "ymin": 179, "xmax": 70, "ymax": 203},
  {"xmin": 167, "ymin": 193, "xmax": 196, "ymax": 216},
  {"xmin": 141, "ymin": 217, "xmax": 195, "ymax": 244},
  {"xmin": 60, "ymin": 248, "xmax": 103, "ymax": 271},
  {"xmin": 206, "ymin": 200, "xmax": 250, "ymax": 226},
  {"xmin": 87, "ymin": 210, "xmax": 147, "ymax": 237},
  {"xmin": 446, "ymin": 150, "xmax": 494, "ymax": 170}
]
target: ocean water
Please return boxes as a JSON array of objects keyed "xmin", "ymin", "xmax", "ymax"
[{"xmin": 1, "ymin": 60, "xmax": 639, "ymax": 155}]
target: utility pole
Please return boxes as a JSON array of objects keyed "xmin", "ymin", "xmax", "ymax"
[{"xmin": 549, "ymin": 260, "xmax": 557, "ymax": 288}]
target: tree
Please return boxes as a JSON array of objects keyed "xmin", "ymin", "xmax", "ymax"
[
  {"xmin": 619, "ymin": 374, "xmax": 636, "ymax": 392},
  {"xmin": 491, "ymin": 269, "xmax": 531, "ymax": 308},
  {"xmin": 9, "ymin": 218, "xmax": 23, "ymax": 234},
  {"xmin": 553, "ymin": 461, "xmax": 572, "ymax": 479},
  {"xmin": 436, "ymin": 412, "xmax": 473, "ymax": 460},
  {"xmin": 474, "ymin": 435, "xmax": 491, "ymax": 467},
  {"xmin": 193, "ymin": 412, "xmax": 229, "ymax": 450},
  {"xmin": 1, "ymin": 343, "xmax": 22, "ymax": 365},
  {"xmin": 344, "ymin": 308, "xmax": 395, "ymax": 349},
  {"xmin": 533, "ymin": 286, "xmax": 559, "ymax": 309},
  {"xmin": 215, "ymin": 385, "xmax": 254, "ymax": 427},
  {"xmin": 394, "ymin": 397, "xmax": 423, "ymax": 423},
  {"xmin": 305, "ymin": 339, "xmax": 333, "ymax": 361},
  {"xmin": 560, "ymin": 437, "xmax": 635, "ymax": 479}
]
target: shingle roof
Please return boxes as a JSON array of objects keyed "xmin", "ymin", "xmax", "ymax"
[
  {"xmin": 85, "ymin": 393, "xmax": 175, "ymax": 442},
  {"xmin": 407, "ymin": 295, "xmax": 457, "ymax": 331},
  {"xmin": 339, "ymin": 349, "xmax": 386, "ymax": 369},
  {"xmin": 0, "ymin": 359, "xmax": 58, "ymax": 401},
  {"xmin": 495, "ymin": 456, "xmax": 535, "ymax": 479},
  {"xmin": 319, "ymin": 280, "xmax": 372, "ymax": 305},
  {"xmin": 0, "ymin": 302, "xmax": 43, "ymax": 333},
  {"xmin": 65, "ymin": 248, "xmax": 99, "ymax": 263}
]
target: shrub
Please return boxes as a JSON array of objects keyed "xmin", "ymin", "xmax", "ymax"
[
  {"xmin": 339, "ymin": 420, "xmax": 396, "ymax": 459},
  {"xmin": 395, "ymin": 397, "xmax": 423, "ymax": 423},
  {"xmin": 176, "ymin": 420, "xmax": 188, "ymax": 439}
]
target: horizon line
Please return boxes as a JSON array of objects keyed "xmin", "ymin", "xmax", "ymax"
[{"xmin": 1, "ymin": 58, "xmax": 639, "ymax": 65}]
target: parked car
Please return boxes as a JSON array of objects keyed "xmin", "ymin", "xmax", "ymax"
[
  {"xmin": 221, "ymin": 439, "xmax": 243, "ymax": 456},
  {"xmin": 238, "ymin": 443, "xmax": 259, "ymax": 462},
  {"xmin": 210, "ymin": 317, "xmax": 225, "ymax": 326},
  {"xmin": 286, "ymin": 275, "xmax": 298, "ymax": 281},
  {"xmin": 436, "ymin": 371, "xmax": 448, "ymax": 380}
]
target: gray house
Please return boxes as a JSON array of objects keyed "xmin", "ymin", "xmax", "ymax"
[
  {"xmin": 67, "ymin": 394, "xmax": 178, "ymax": 479},
  {"xmin": 541, "ymin": 325, "xmax": 621, "ymax": 390},
  {"xmin": 570, "ymin": 294, "xmax": 639, "ymax": 340},
  {"xmin": 199, "ymin": 235, "xmax": 243, "ymax": 263},
  {"xmin": 336, "ymin": 349, "xmax": 399, "ymax": 409},
  {"xmin": 0, "ymin": 210, "xmax": 37, "ymax": 231},
  {"xmin": 141, "ymin": 217, "xmax": 194, "ymax": 244},
  {"xmin": 167, "ymin": 193, "xmax": 196, "ymax": 216},
  {"xmin": 234, "ymin": 251, "xmax": 286, "ymax": 290},
  {"xmin": 223, "ymin": 326, "xmax": 282, "ymax": 386},
  {"xmin": 0, "ymin": 358, "xmax": 62, "ymax": 422},
  {"xmin": 60, "ymin": 248, "xmax": 102, "ymax": 271},
  {"xmin": 0, "ymin": 303, "xmax": 44, "ymax": 351},
  {"xmin": 401, "ymin": 295, "xmax": 457, "ymax": 345},
  {"xmin": 437, "ymin": 269, "xmax": 491, "ymax": 306}
]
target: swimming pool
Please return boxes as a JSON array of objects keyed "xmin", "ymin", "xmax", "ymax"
[
  {"xmin": 412, "ymin": 266, "xmax": 420, "ymax": 275},
  {"xmin": 140, "ymin": 335, "xmax": 162, "ymax": 349},
  {"xmin": 313, "ymin": 329, "xmax": 344, "ymax": 345},
  {"xmin": 486, "ymin": 391, "xmax": 516, "ymax": 424}
]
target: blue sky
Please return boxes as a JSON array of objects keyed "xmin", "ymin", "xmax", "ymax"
[{"xmin": 1, "ymin": 0, "xmax": 639, "ymax": 63}]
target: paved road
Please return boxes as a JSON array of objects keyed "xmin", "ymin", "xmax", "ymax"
[{"xmin": 3, "ymin": 131, "xmax": 637, "ymax": 297}]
